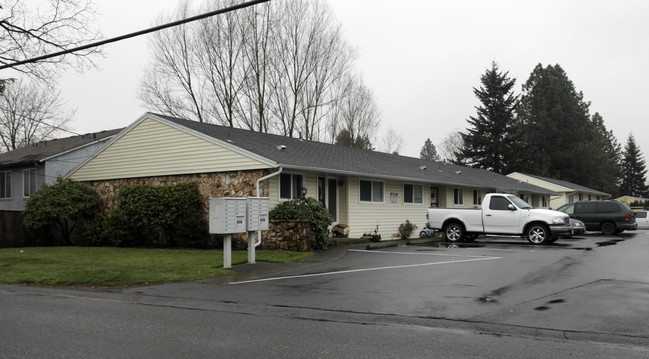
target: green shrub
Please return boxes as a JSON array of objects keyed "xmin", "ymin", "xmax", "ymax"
[
  {"xmin": 94, "ymin": 183, "xmax": 210, "ymax": 247},
  {"xmin": 269, "ymin": 198, "xmax": 333, "ymax": 250},
  {"xmin": 398, "ymin": 220, "xmax": 417, "ymax": 239},
  {"xmin": 24, "ymin": 178, "xmax": 101, "ymax": 245}
]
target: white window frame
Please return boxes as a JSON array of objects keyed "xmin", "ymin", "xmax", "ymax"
[
  {"xmin": 403, "ymin": 183, "xmax": 423, "ymax": 205},
  {"xmin": 23, "ymin": 168, "xmax": 37, "ymax": 198},
  {"xmin": 278, "ymin": 172, "xmax": 304, "ymax": 201},
  {"xmin": 453, "ymin": 188, "xmax": 464, "ymax": 206},
  {"xmin": 0, "ymin": 171, "xmax": 11, "ymax": 199},
  {"xmin": 359, "ymin": 179, "xmax": 384, "ymax": 204}
]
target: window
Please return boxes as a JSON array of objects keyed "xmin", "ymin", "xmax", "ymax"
[
  {"xmin": 0, "ymin": 171, "xmax": 11, "ymax": 199},
  {"xmin": 568, "ymin": 194, "xmax": 574, "ymax": 203},
  {"xmin": 560, "ymin": 203, "xmax": 575, "ymax": 214},
  {"xmin": 542, "ymin": 196, "xmax": 547, "ymax": 207},
  {"xmin": 403, "ymin": 184, "xmax": 423, "ymax": 204},
  {"xmin": 23, "ymin": 168, "xmax": 37, "ymax": 197},
  {"xmin": 597, "ymin": 202, "xmax": 619, "ymax": 213},
  {"xmin": 360, "ymin": 180, "xmax": 384, "ymax": 203},
  {"xmin": 279, "ymin": 173, "xmax": 303, "ymax": 200},
  {"xmin": 575, "ymin": 202, "xmax": 596, "ymax": 214},
  {"xmin": 489, "ymin": 196, "xmax": 512, "ymax": 210},
  {"xmin": 453, "ymin": 188, "xmax": 464, "ymax": 205},
  {"xmin": 636, "ymin": 212, "xmax": 647, "ymax": 219},
  {"xmin": 473, "ymin": 189, "xmax": 482, "ymax": 206}
]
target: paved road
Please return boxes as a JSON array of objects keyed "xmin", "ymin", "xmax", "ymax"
[{"xmin": 2, "ymin": 231, "xmax": 649, "ymax": 358}]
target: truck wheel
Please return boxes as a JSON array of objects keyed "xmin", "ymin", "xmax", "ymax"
[
  {"xmin": 443, "ymin": 222, "xmax": 464, "ymax": 242},
  {"xmin": 526, "ymin": 223, "xmax": 550, "ymax": 244},
  {"xmin": 600, "ymin": 221, "xmax": 617, "ymax": 235}
]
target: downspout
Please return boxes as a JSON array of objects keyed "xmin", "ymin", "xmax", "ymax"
[{"xmin": 254, "ymin": 167, "xmax": 283, "ymax": 247}]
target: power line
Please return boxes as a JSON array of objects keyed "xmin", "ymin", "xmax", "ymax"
[{"xmin": 0, "ymin": 0, "xmax": 270, "ymax": 71}]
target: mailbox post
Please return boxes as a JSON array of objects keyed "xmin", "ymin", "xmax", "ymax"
[
  {"xmin": 208, "ymin": 197, "xmax": 269, "ymax": 268},
  {"xmin": 209, "ymin": 198, "xmax": 247, "ymax": 269},
  {"xmin": 246, "ymin": 197, "xmax": 269, "ymax": 264}
]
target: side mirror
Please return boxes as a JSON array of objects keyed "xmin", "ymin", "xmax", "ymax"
[{"xmin": 507, "ymin": 204, "xmax": 516, "ymax": 211}]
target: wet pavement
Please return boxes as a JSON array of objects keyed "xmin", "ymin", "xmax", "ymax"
[{"xmin": 114, "ymin": 231, "xmax": 649, "ymax": 345}]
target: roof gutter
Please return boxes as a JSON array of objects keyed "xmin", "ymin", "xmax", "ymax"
[{"xmin": 254, "ymin": 167, "xmax": 283, "ymax": 247}]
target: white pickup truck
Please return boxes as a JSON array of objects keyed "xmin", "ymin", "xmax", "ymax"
[{"xmin": 426, "ymin": 193, "xmax": 572, "ymax": 244}]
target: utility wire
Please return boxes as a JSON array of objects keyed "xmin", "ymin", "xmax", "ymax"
[{"xmin": 0, "ymin": 0, "xmax": 270, "ymax": 71}]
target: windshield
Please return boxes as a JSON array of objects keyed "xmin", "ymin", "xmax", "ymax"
[{"xmin": 507, "ymin": 195, "xmax": 533, "ymax": 209}]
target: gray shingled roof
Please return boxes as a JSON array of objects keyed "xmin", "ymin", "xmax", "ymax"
[
  {"xmin": 514, "ymin": 172, "xmax": 610, "ymax": 197},
  {"xmin": 0, "ymin": 129, "xmax": 123, "ymax": 167},
  {"xmin": 156, "ymin": 114, "xmax": 556, "ymax": 195}
]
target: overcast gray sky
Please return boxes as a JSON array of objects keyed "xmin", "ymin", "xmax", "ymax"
[{"xmin": 58, "ymin": 0, "xmax": 649, "ymax": 162}]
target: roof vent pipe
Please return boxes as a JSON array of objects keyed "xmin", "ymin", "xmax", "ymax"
[{"xmin": 254, "ymin": 167, "xmax": 283, "ymax": 247}]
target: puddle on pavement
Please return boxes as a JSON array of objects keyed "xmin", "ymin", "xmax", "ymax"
[
  {"xmin": 534, "ymin": 306, "xmax": 550, "ymax": 311},
  {"xmin": 548, "ymin": 299, "xmax": 565, "ymax": 304},
  {"xmin": 477, "ymin": 295, "xmax": 498, "ymax": 304},
  {"xmin": 596, "ymin": 239, "xmax": 624, "ymax": 247}
]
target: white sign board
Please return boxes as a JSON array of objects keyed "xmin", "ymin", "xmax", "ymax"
[
  {"xmin": 209, "ymin": 198, "xmax": 247, "ymax": 234},
  {"xmin": 247, "ymin": 197, "xmax": 269, "ymax": 231}
]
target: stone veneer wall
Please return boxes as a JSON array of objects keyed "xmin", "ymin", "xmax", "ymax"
[
  {"xmin": 83, "ymin": 170, "xmax": 270, "ymax": 212},
  {"xmin": 262, "ymin": 220, "xmax": 311, "ymax": 251},
  {"xmin": 83, "ymin": 170, "xmax": 314, "ymax": 252}
]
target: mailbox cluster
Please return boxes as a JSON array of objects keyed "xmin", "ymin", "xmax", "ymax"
[{"xmin": 208, "ymin": 197, "xmax": 269, "ymax": 234}]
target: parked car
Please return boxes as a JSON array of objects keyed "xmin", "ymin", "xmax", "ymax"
[
  {"xmin": 634, "ymin": 210, "xmax": 649, "ymax": 229},
  {"xmin": 561, "ymin": 218, "xmax": 586, "ymax": 238},
  {"xmin": 555, "ymin": 200, "xmax": 637, "ymax": 235}
]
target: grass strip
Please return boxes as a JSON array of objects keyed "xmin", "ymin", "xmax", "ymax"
[{"xmin": 0, "ymin": 247, "xmax": 312, "ymax": 287}]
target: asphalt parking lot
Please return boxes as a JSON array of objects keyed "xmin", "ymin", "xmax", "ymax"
[{"xmin": 124, "ymin": 230, "xmax": 649, "ymax": 344}]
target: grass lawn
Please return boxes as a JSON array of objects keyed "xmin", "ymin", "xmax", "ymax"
[{"xmin": 0, "ymin": 247, "xmax": 313, "ymax": 287}]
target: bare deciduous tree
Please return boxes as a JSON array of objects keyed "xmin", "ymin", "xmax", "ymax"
[
  {"xmin": 335, "ymin": 78, "xmax": 381, "ymax": 148},
  {"xmin": 138, "ymin": 0, "xmax": 373, "ymax": 143},
  {"xmin": 139, "ymin": 3, "xmax": 207, "ymax": 123},
  {"xmin": 379, "ymin": 128, "xmax": 403, "ymax": 154},
  {"xmin": 0, "ymin": 78, "xmax": 73, "ymax": 152},
  {"xmin": 437, "ymin": 130, "xmax": 464, "ymax": 163},
  {"xmin": 0, "ymin": 0, "xmax": 102, "ymax": 82}
]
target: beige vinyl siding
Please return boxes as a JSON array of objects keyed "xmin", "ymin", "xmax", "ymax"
[
  {"xmin": 441, "ymin": 186, "xmax": 475, "ymax": 208},
  {"xmin": 347, "ymin": 177, "xmax": 428, "ymax": 238},
  {"xmin": 70, "ymin": 118, "xmax": 272, "ymax": 181},
  {"xmin": 507, "ymin": 172, "xmax": 568, "ymax": 208}
]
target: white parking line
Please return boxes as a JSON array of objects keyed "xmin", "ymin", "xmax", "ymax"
[
  {"xmin": 348, "ymin": 248, "xmax": 499, "ymax": 258},
  {"xmin": 229, "ymin": 255, "xmax": 502, "ymax": 285}
]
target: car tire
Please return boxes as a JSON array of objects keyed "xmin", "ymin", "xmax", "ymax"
[
  {"xmin": 600, "ymin": 221, "xmax": 617, "ymax": 235},
  {"xmin": 443, "ymin": 222, "xmax": 464, "ymax": 242},
  {"xmin": 526, "ymin": 223, "xmax": 550, "ymax": 244}
]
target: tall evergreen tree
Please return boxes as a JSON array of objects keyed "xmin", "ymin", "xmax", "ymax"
[
  {"xmin": 459, "ymin": 62, "xmax": 519, "ymax": 174},
  {"xmin": 619, "ymin": 134, "xmax": 649, "ymax": 197},
  {"xmin": 516, "ymin": 64, "xmax": 599, "ymax": 186},
  {"xmin": 590, "ymin": 113, "xmax": 622, "ymax": 196},
  {"xmin": 419, "ymin": 138, "xmax": 439, "ymax": 161}
]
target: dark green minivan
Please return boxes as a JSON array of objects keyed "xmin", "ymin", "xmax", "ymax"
[{"xmin": 555, "ymin": 200, "xmax": 637, "ymax": 235}]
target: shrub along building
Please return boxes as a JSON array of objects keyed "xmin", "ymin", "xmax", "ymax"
[
  {"xmin": 68, "ymin": 113, "xmax": 556, "ymax": 239},
  {"xmin": 0, "ymin": 129, "xmax": 121, "ymax": 247}
]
